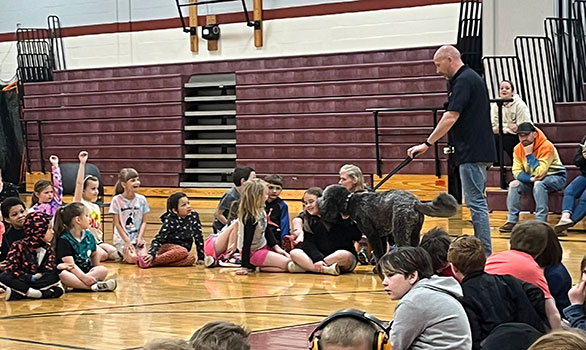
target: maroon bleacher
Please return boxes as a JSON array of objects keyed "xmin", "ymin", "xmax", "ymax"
[{"xmin": 22, "ymin": 46, "xmax": 445, "ymax": 188}]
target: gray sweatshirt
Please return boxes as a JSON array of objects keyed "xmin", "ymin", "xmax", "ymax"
[{"xmin": 390, "ymin": 275, "xmax": 472, "ymax": 350}]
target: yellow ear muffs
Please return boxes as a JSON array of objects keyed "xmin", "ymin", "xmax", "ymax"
[
  {"xmin": 309, "ymin": 336, "xmax": 320, "ymax": 350},
  {"xmin": 375, "ymin": 330, "xmax": 391, "ymax": 350}
]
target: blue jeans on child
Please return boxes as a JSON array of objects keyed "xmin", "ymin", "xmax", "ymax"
[
  {"xmin": 506, "ymin": 174, "xmax": 567, "ymax": 223},
  {"xmin": 562, "ymin": 175, "xmax": 586, "ymax": 223},
  {"xmin": 460, "ymin": 162, "xmax": 493, "ymax": 255}
]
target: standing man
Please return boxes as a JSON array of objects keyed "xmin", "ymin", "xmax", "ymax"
[{"xmin": 408, "ymin": 45, "xmax": 496, "ymax": 254}]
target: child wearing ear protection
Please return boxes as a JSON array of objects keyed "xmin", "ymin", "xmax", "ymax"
[{"xmin": 308, "ymin": 309, "xmax": 390, "ymax": 350}]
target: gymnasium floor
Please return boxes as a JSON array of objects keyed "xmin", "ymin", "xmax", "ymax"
[{"xmin": 1, "ymin": 210, "xmax": 584, "ymax": 349}]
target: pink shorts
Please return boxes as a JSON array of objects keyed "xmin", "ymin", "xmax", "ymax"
[
  {"xmin": 204, "ymin": 235, "xmax": 217, "ymax": 258},
  {"xmin": 249, "ymin": 245, "xmax": 270, "ymax": 267}
]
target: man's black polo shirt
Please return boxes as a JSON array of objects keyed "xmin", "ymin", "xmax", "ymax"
[{"xmin": 446, "ymin": 65, "xmax": 496, "ymax": 166}]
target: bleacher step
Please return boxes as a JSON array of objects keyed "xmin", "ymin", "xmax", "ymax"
[
  {"xmin": 184, "ymin": 139, "xmax": 236, "ymax": 145},
  {"xmin": 184, "ymin": 154, "xmax": 236, "ymax": 159},
  {"xmin": 185, "ymin": 168, "xmax": 233, "ymax": 174},
  {"xmin": 180, "ymin": 182, "xmax": 233, "ymax": 188},
  {"xmin": 184, "ymin": 96, "xmax": 236, "ymax": 102},
  {"xmin": 184, "ymin": 125, "xmax": 236, "ymax": 131},
  {"xmin": 185, "ymin": 110, "xmax": 236, "ymax": 117}
]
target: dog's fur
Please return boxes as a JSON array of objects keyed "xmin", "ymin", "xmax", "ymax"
[{"xmin": 318, "ymin": 185, "xmax": 459, "ymax": 264}]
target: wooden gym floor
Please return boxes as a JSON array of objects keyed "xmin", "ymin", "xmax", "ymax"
[{"xmin": 2, "ymin": 176, "xmax": 586, "ymax": 349}]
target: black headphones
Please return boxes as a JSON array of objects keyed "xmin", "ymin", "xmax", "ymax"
[{"xmin": 308, "ymin": 309, "xmax": 391, "ymax": 350}]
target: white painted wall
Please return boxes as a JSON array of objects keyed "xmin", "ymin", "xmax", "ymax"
[
  {"xmin": 483, "ymin": 0, "xmax": 556, "ymax": 56},
  {"xmin": 0, "ymin": 3, "xmax": 460, "ymax": 81}
]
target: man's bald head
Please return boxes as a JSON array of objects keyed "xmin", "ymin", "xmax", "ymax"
[{"xmin": 433, "ymin": 45, "xmax": 464, "ymax": 79}]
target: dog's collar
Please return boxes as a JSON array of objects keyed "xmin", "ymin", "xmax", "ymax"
[{"xmin": 342, "ymin": 193, "xmax": 353, "ymax": 214}]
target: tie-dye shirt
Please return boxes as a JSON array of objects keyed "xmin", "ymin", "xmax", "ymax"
[{"xmin": 30, "ymin": 165, "xmax": 63, "ymax": 217}]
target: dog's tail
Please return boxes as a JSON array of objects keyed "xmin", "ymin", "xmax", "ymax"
[{"xmin": 414, "ymin": 192, "xmax": 459, "ymax": 217}]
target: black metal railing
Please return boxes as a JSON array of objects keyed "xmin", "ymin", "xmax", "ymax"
[
  {"xmin": 366, "ymin": 107, "xmax": 443, "ymax": 190},
  {"xmin": 20, "ymin": 120, "xmax": 45, "ymax": 174},
  {"xmin": 47, "ymin": 15, "xmax": 66, "ymax": 70},
  {"xmin": 482, "ymin": 56, "xmax": 526, "ymax": 101},
  {"xmin": 457, "ymin": 0, "xmax": 483, "ymax": 75},
  {"xmin": 514, "ymin": 36, "xmax": 558, "ymax": 123},
  {"xmin": 545, "ymin": 17, "xmax": 586, "ymax": 102}
]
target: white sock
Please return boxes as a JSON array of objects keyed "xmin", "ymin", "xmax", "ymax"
[{"xmin": 26, "ymin": 288, "xmax": 42, "ymax": 298}]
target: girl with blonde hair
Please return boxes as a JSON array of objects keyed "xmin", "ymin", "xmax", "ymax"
[{"xmin": 236, "ymin": 179, "xmax": 291, "ymax": 275}]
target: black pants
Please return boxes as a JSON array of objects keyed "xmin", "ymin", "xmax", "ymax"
[
  {"xmin": 494, "ymin": 133, "xmax": 519, "ymax": 166},
  {"xmin": 0, "ymin": 271, "xmax": 60, "ymax": 296}
]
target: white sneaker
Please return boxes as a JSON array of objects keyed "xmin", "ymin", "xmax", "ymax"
[
  {"xmin": 323, "ymin": 263, "xmax": 340, "ymax": 276},
  {"xmin": 287, "ymin": 261, "xmax": 306, "ymax": 273},
  {"xmin": 204, "ymin": 256, "xmax": 216, "ymax": 268},
  {"xmin": 91, "ymin": 279, "xmax": 117, "ymax": 292}
]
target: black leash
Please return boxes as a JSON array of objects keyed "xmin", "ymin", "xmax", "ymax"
[{"xmin": 373, "ymin": 154, "xmax": 417, "ymax": 191}]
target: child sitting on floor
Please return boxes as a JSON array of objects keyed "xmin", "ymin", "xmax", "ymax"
[
  {"xmin": 73, "ymin": 151, "xmax": 118, "ymax": 262},
  {"xmin": 204, "ymin": 200, "xmax": 240, "ymax": 268},
  {"xmin": 138, "ymin": 192, "xmax": 204, "ymax": 268},
  {"xmin": 30, "ymin": 155, "xmax": 62, "ymax": 217},
  {"xmin": 190, "ymin": 321, "xmax": 250, "ymax": 350},
  {"xmin": 54, "ymin": 203, "xmax": 117, "ymax": 292},
  {"xmin": 0, "ymin": 212, "xmax": 64, "ymax": 301},
  {"xmin": 0, "ymin": 197, "xmax": 27, "ymax": 263},
  {"xmin": 448, "ymin": 235, "xmax": 547, "ymax": 349},
  {"xmin": 109, "ymin": 168, "xmax": 150, "ymax": 264},
  {"xmin": 264, "ymin": 174, "xmax": 290, "ymax": 246},
  {"xmin": 236, "ymin": 179, "xmax": 291, "ymax": 275},
  {"xmin": 419, "ymin": 227, "xmax": 455, "ymax": 278},
  {"xmin": 563, "ymin": 254, "xmax": 586, "ymax": 330}
]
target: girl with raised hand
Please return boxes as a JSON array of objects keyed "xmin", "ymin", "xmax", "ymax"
[
  {"xmin": 73, "ymin": 151, "xmax": 119, "ymax": 261},
  {"xmin": 30, "ymin": 155, "xmax": 63, "ymax": 217},
  {"xmin": 0, "ymin": 212, "xmax": 64, "ymax": 301},
  {"xmin": 54, "ymin": 202, "xmax": 117, "ymax": 292},
  {"xmin": 108, "ymin": 168, "xmax": 150, "ymax": 264},
  {"xmin": 138, "ymin": 192, "xmax": 204, "ymax": 268},
  {"xmin": 236, "ymin": 178, "xmax": 291, "ymax": 276}
]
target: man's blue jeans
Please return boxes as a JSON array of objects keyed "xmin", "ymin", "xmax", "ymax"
[
  {"xmin": 460, "ymin": 162, "xmax": 493, "ymax": 255},
  {"xmin": 562, "ymin": 175, "xmax": 586, "ymax": 223},
  {"xmin": 506, "ymin": 174, "xmax": 567, "ymax": 223}
]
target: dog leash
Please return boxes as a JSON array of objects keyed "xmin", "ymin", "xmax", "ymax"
[{"xmin": 373, "ymin": 154, "xmax": 417, "ymax": 191}]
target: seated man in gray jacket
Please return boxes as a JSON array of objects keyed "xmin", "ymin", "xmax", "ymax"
[{"xmin": 377, "ymin": 247, "xmax": 472, "ymax": 350}]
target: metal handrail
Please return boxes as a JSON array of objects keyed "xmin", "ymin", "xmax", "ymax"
[
  {"xmin": 366, "ymin": 107, "xmax": 443, "ymax": 189},
  {"xmin": 490, "ymin": 97, "xmax": 514, "ymax": 189}
]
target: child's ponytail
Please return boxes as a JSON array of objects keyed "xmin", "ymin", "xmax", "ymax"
[
  {"xmin": 53, "ymin": 202, "xmax": 87, "ymax": 241},
  {"xmin": 115, "ymin": 168, "xmax": 139, "ymax": 195}
]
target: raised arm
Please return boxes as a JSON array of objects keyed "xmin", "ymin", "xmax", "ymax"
[
  {"xmin": 49, "ymin": 155, "xmax": 63, "ymax": 205},
  {"xmin": 73, "ymin": 151, "xmax": 88, "ymax": 202}
]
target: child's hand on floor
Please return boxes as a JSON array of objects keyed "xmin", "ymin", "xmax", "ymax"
[
  {"xmin": 142, "ymin": 255, "xmax": 153, "ymax": 266},
  {"xmin": 236, "ymin": 267, "xmax": 248, "ymax": 276}
]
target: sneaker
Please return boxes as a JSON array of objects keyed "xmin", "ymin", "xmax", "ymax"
[
  {"xmin": 323, "ymin": 263, "xmax": 340, "ymax": 276},
  {"xmin": 218, "ymin": 256, "xmax": 241, "ymax": 268},
  {"xmin": 204, "ymin": 255, "xmax": 216, "ymax": 268},
  {"xmin": 369, "ymin": 252, "xmax": 376, "ymax": 266},
  {"xmin": 91, "ymin": 279, "xmax": 118, "ymax": 292},
  {"xmin": 554, "ymin": 218, "xmax": 574, "ymax": 235},
  {"xmin": 498, "ymin": 222, "xmax": 516, "ymax": 233},
  {"xmin": 4, "ymin": 287, "xmax": 24, "ymax": 301},
  {"xmin": 357, "ymin": 248, "xmax": 368, "ymax": 266},
  {"xmin": 42, "ymin": 284, "xmax": 65, "ymax": 299},
  {"xmin": 287, "ymin": 261, "xmax": 306, "ymax": 273}
]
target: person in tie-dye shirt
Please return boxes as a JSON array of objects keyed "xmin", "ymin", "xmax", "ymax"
[{"xmin": 30, "ymin": 155, "xmax": 62, "ymax": 217}]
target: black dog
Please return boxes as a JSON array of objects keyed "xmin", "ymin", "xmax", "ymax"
[{"xmin": 318, "ymin": 185, "xmax": 458, "ymax": 264}]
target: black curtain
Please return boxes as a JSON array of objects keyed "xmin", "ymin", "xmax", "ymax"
[{"xmin": 0, "ymin": 88, "xmax": 24, "ymax": 184}]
